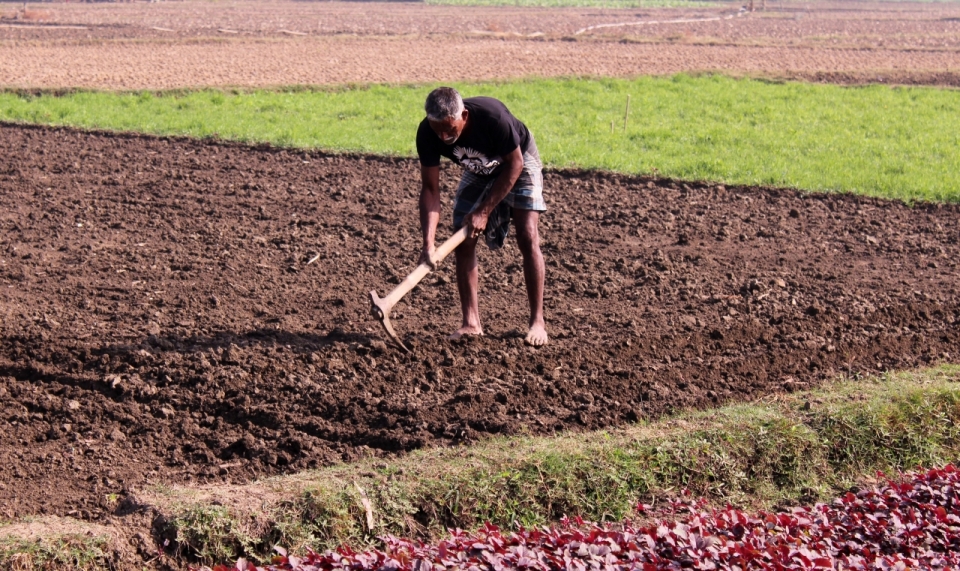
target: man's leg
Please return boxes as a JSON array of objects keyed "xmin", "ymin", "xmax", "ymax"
[
  {"xmin": 450, "ymin": 169, "xmax": 493, "ymax": 340},
  {"xmin": 513, "ymin": 208, "xmax": 547, "ymax": 346},
  {"xmin": 450, "ymin": 233, "xmax": 484, "ymax": 339}
]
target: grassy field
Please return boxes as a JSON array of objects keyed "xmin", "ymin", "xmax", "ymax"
[
  {"xmin": 2, "ymin": 75, "xmax": 958, "ymax": 202},
  {"xmin": 141, "ymin": 365, "xmax": 960, "ymax": 566},
  {"xmin": 0, "ymin": 518, "xmax": 113, "ymax": 571}
]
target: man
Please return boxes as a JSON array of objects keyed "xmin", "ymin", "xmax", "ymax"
[{"xmin": 416, "ymin": 87, "xmax": 548, "ymax": 346}]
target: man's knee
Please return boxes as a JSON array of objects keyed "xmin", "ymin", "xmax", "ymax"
[{"xmin": 514, "ymin": 214, "xmax": 540, "ymax": 252}]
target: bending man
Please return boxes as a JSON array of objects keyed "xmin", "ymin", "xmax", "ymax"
[{"xmin": 416, "ymin": 87, "xmax": 548, "ymax": 346}]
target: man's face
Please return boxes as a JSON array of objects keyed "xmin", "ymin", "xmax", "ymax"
[{"xmin": 428, "ymin": 109, "xmax": 468, "ymax": 146}]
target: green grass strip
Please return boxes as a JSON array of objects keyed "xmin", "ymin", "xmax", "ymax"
[
  {"xmin": 2, "ymin": 75, "xmax": 959, "ymax": 202},
  {"xmin": 0, "ymin": 520, "xmax": 112, "ymax": 571},
  {"xmin": 146, "ymin": 365, "xmax": 960, "ymax": 566}
]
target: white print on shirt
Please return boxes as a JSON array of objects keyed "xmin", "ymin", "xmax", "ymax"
[{"xmin": 453, "ymin": 146, "xmax": 501, "ymax": 175}]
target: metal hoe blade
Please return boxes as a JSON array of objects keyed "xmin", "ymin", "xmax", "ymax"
[{"xmin": 370, "ymin": 290, "xmax": 410, "ymax": 353}]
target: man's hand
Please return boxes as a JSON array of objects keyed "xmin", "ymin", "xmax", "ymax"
[
  {"xmin": 464, "ymin": 209, "xmax": 490, "ymax": 240},
  {"xmin": 418, "ymin": 244, "xmax": 437, "ymax": 269},
  {"xmin": 461, "ymin": 146, "xmax": 521, "ymax": 241}
]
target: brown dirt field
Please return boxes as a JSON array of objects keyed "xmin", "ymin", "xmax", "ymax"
[
  {"xmin": 2, "ymin": 0, "xmax": 958, "ymax": 43},
  {"xmin": 1, "ymin": 123, "xmax": 958, "ymax": 528},
  {"xmin": 2, "ymin": 1, "xmax": 960, "ymax": 89},
  {"xmin": 5, "ymin": 37, "xmax": 960, "ymax": 90}
]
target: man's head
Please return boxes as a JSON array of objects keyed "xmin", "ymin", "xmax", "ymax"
[{"xmin": 425, "ymin": 87, "xmax": 468, "ymax": 146}]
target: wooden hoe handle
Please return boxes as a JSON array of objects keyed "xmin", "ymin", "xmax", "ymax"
[{"xmin": 370, "ymin": 226, "xmax": 469, "ymax": 351}]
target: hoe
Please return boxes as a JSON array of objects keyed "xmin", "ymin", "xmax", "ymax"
[{"xmin": 370, "ymin": 226, "xmax": 468, "ymax": 352}]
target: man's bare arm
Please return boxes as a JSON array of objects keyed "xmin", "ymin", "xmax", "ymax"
[
  {"xmin": 419, "ymin": 164, "xmax": 441, "ymax": 266},
  {"xmin": 463, "ymin": 146, "xmax": 523, "ymax": 237}
]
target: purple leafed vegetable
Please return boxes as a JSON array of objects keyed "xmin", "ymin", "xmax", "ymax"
[{"xmin": 210, "ymin": 465, "xmax": 960, "ymax": 571}]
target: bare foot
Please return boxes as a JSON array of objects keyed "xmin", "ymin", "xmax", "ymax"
[
  {"xmin": 447, "ymin": 325, "xmax": 483, "ymax": 340},
  {"xmin": 524, "ymin": 323, "xmax": 548, "ymax": 347}
]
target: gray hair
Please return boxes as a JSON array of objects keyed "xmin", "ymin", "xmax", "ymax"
[{"xmin": 424, "ymin": 87, "xmax": 464, "ymax": 122}]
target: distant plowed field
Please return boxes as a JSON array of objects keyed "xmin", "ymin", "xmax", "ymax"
[{"xmin": 1, "ymin": 0, "xmax": 960, "ymax": 89}]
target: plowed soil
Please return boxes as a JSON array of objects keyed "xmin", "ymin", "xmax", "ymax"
[
  {"xmin": 3, "ymin": 0, "xmax": 958, "ymax": 43},
  {"xmin": 3, "ymin": 0, "xmax": 960, "ymax": 89},
  {"xmin": 1, "ymin": 123, "xmax": 958, "ymax": 521}
]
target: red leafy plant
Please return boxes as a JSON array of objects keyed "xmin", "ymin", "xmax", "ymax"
[{"xmin": 207, "ymin": 465, "xmax": 960, "ymax": 570}]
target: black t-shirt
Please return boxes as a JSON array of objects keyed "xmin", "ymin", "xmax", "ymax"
[{"xmin": 416, "ymin": 96, "xmax": 532, "ymax": 176}]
